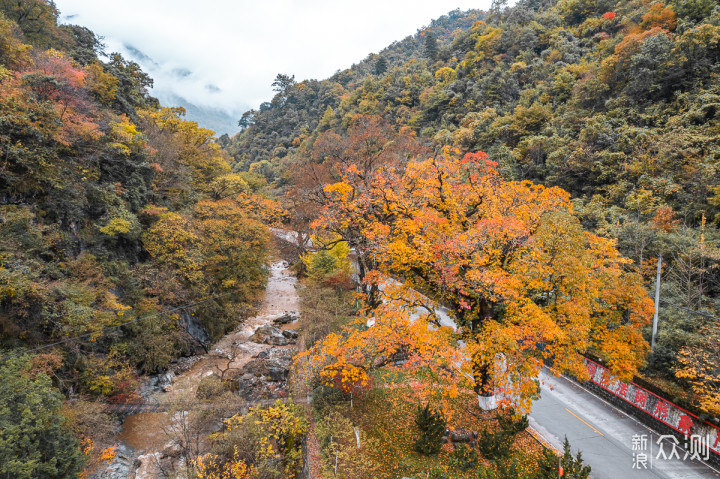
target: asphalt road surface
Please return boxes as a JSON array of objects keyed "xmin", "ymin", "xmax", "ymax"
[{"xmin": 530, "ymin": 369, "xmax": 720, "ymax": 478}]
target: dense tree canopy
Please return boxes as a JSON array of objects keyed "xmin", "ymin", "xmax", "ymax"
[
  {"xmin": 0, "ymin": 3, "xmax": 278, "ymax": 474},
  {"xmin": 0, "ymin": 356, "xmax": 83, "ymax": 478},
  {"xmin": 2, "ymin": 0, "xmax": 720, "ymax": 475},
  {"xmin": 304, "ymin": 149, "xmax": 653, "ymax": 412},
  {"xmin": 228, "ymin": 0, "xmax": 720, "ymax": 416}
]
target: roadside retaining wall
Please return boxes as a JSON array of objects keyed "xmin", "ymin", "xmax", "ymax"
[{"xmin": 579, "ymin": 357, "xmax": 720, "ymax": 468}]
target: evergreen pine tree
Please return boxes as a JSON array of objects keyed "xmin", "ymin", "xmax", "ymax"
[
  {"xmin": 496, "ymin": 409, "xmax": 529, "ymax": 434},
  {"xmin": 0, "ymin": 356, "xmax": 84, "ymax": 478},
  {"xmin": 374, "ymin": 56, "xmax": 388, "ymax": 75},
  {"xmin": 414, "ymin": 404, "xmax": 447, "ymax": 455},
  {"xmin": 424, "ymin": 32, "xmax": 438, "ymax": 62},
  {"xmin": 535, "ymin": 437, "xmax": 591, "ymax": 479}
]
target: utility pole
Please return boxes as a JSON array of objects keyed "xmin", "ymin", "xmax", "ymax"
[{"xmin": 651, "ymin": 253, "xmax": 662, "ymax": 350}]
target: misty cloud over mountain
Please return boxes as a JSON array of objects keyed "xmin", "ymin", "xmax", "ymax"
[
  {"xmin": 104, "ymin": 42, "xmax": 246, "ymax": 135},
  {"xmin": 55, "ymin": 0, "xmax": 487, "ymax": 134}
]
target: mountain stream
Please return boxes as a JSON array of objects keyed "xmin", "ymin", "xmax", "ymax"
[{"xmin": 97, "ymin": 260, "xmax": 300, "ymax": 478}]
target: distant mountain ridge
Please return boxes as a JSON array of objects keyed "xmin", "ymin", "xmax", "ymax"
[
  {"xmin": 156, "ymin": 92, "xmax": 243, "ymax": 136},
  {"xmin": 226, "ymin": 8, "xmax": 486, "ymax": 169},
  {"xmin": 96, "ymin": 41, "xmax": 246, "ymax": 136}
]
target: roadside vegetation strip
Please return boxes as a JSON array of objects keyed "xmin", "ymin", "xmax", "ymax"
[
  {"xmin": 292, "ymin": 276, "xmax": 357, "ymax": 476},
  {"xmin": 525, "ymin": 424, "xmax": 562, "ymax": 455},
  {"xmin": 295, "ymin": 249, "xmax": 562, "ymax": 477}
]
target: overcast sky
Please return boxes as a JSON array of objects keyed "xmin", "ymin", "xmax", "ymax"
[{"xmin": 55, "ymin": 1, "xmax": 492, "ymax": 115}]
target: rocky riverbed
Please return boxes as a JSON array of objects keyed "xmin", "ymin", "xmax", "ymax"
[{"xmin": 95, "ymin": 261, "xmax": 300, "ymax": 479}]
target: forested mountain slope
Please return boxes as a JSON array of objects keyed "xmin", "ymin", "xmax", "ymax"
[
  {"xmin": 0, "ymin": 2, "xmax": 279, "ymax": 474},
  {"xmin": 226, "ymin": 8, "xmax": 486, "ymax": 173},
  {"xmin": 227, "ymin": 0, "xmax": 720, "ymax": 418},
  {"xmin": 1, "ymin": 0, "xmax": 720, "ymax": 476}
]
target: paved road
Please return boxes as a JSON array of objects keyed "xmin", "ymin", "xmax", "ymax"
[{"xmin": 530, "ymin": 369, "xmax": 719, "ymax": 478}]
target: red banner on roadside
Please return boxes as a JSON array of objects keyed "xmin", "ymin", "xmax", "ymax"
[{"xmin": 583, "ymin": 357, "xmax": 720, "ymax": 457}]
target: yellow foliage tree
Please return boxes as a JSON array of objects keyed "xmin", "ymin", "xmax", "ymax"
[
  {"xmin": 0, "ymin": 13, "xmax": 32, "ymax": 70},
  {"xmin": 141, "ymin": 107, "xmax": 231, "ymax": 192},
  {"xmin": 676, "ymin": 321, "xmax": 720, "ymax": 416},
  {"xmin": 142, "ymin": 212, "xmax": 203, "ymax": 283},
  {"xmin": 308, "ymin": 148, "xmax": 654, "ymax": 412},
  {"xmin": 84, "ymin": 61, "xmax": 118, "ymax": 104},
  {"xmin": 302, "ymin": 239, "xmax": 352, "ymax": 284},
  {"xmin": 194, "ymin": 449, "xmax": 253, "ymax": 479},
  {"xmin": 205, "ymin": 401, "xmax": 308, "ymax": 478}
]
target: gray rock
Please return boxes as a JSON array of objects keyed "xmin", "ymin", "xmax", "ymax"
[
  {"xmin": 266, "ymin": 346, "xmax": 296, "ymax": 363},
  {"xmin": 242, "ymin": 358, "xmax": 270, "ymax": 377},
  {"xmin": 179, "ymin": 310, "xmax": 210, "ymax": 345},
  {"xmin": 174, "ymin": 355, "xmax": 202, "ymax": 372},
  {"xmin": 91, "ymin": 444, "xmax": 135, "ymax": 479},
  {"xmin": 241, "ymin": 357, "xmax": 290, "ymax": 381},
  {"xmin": 161, "ymin": 440, "xmax": 183, "ymax": 459},
  {"xmin": 235, "ymin": 348, "xmax": 295, "ymax": 401},
  {"xmin": 266, "ymin": 359, "xmax": 291, "ymax": 381},
  {"xmin": 282, "ymin": 329, "xmax": 299, "ymax": 339},
  {"xmin": 266, "ymin": 335, "xmax": 289, "ymax": 346},
  {"xmin": 450, "ymin": 429, "xmax": 477, "ymax": 443},
  {"xmin": 236, "ymin": 374, "xmax": 288, "ymax": 401},
  {"xmin": 133, "ymin": 452, "xmax": 163, "ymax": 478},
  {"xmin": 159, "ymin": 371, "xmax": 175, "ymax": 392},
  {"xmin": 249, "ymin": 325, "xmax": 288, "ymax": 346},
  {"xmin": 273, "ymin": 313, "xmax": 298, "ymax": 325}
]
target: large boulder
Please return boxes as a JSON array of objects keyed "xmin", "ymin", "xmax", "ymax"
[
  {"xmin": 249, "ymin": 325, "xmax": 289, "ymax": 346},
  {"xmin": 273, "ymin": 313, "xmax": 298, "ymax": 325},
  {"xmin": 282, "ymin": 329, "xmax": 299, "ymax": 339},
  {"xmin": 236, "ymin": 373, "xmax": 289, "ymax": 401},
  {"xmin": 133, "ymin": 453, "xmax": 163, "ymax": 478},
  {"xmin": 236, "ymin": 348, "xmax": 295, "ymax": 400},
  {"xmin": 450, "ymin": 429, "xmax": 477, "ymax": 443},
  {"xmin": 161, "ymin": 440, "xmax": 183, "ymax": 459},
  {"xmin": 241, "ymin": 357, "xmax": 290, "ymax": 381},
  {"xmin": 158, "ymin": 370, "xmax": 175, "ymax": 392}
]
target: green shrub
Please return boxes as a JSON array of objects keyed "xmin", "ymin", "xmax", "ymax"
[
  {"xmin": 534, "ymin": 437, "xmax": 591, "ymax": 479},
  {"xmin": 427, "ymin": 469, "xmax": 451, "ymax": 479},
  {"xmin": 477, "ymin": 429, "xmax": 514, "ymax": 460},
  {"xmin": 497, "ymin": 409, "xmax": 529, "ymax": 435},
  {"xmin": 449, "ymin": 443, "xmax": 479, "ymax": 471},
  {"xmin": 482, "ymin": 457, "xmax": 527, "ymax": 479},
  {"xmin": 0, "ymin": 356, "xmax": 84, "ymax": 478},
  {"xmin": 196, "ymin": 374, "xmax": 226, "ymax": 399},
  {"xmin": 413, "ymin": 404, "xmax": 447, "ymax": 455},
  {"xmin": 312, "ymin": 384, "xmax": 350, "ymax": 411}
]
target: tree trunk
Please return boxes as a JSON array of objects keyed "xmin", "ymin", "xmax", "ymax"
[
  {"xmin": 356, "ymin": 250, "xmax": 381, "ymax": 310},
  {"xmin": 474, "ymin": 362, "xmax": 497, "ymax": 411}
]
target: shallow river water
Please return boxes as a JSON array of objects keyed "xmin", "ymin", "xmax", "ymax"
[{"xmin": 104, "ymin": 261, "xmax": 299, "ymax": 478}]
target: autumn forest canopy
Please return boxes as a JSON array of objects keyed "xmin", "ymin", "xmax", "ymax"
[
  {"xmin": 0, "ymin": 1, "xmax": 282, "ymax": 475},
  {"xmin": 231, "ymin": 0, "xmax": 720, "ymax": 420},
  {"xmin": 1, "ymin": 0, "xmax": 720, "ymax": 477}
]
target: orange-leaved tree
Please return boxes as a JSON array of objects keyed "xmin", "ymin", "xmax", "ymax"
[
  {"xmin": 676, "ymin": 321, "xmax": 720, "ymax": 416},
  {"xmin": 299, "ymin": 282, "xmax": 465, "ymax": 405},
  {"xmin": 288, "ymin": 115, "xmax": 430, "ymax": 291},
  {"xmin": 307, "ymin": 148, "xmax": 654, "ymax": 412}
]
